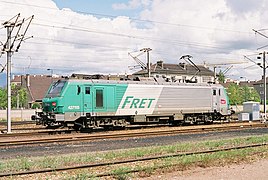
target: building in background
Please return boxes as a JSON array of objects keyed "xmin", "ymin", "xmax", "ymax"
[
  {"xmin": 253, "ymin": 77, "xmax": 268, "ymax": 104},
  {"xmin": 133, "ymin": 60, "xmax": 215, "ymax": 83},
  {"xmin": 12, "ymin": 74, "xmax": 62, "ymax": 108}
]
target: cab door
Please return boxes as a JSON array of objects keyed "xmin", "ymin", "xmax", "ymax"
[
  {"xmin": 212, "ymin": 88, "xmax": 218, "ymax": 112},
  {"xmin": 212, "ymin": 88, "xmax": 220, "ymax": 112},
  {"xmin": 82, "ymin": 85, "xmax": 92, "ymax": 115}
]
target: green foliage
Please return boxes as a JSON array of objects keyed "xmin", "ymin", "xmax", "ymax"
[
  {"xmin": 0, "ymin": 87, "xmax": 7, "ymax": 109},
  {"xmin": 227, "ymin": 83, "xmax": 242, "ymax": 105},
  {"xmin": 218, "ymin": 71, "xmax": 225, "ymax": 83},
  {"xmin": 226, "ymin": 83, "xmax": 261, "ymax": 105},
  {"xmin": 249, "ymin": 87, "xmax": 261, "ymax": 102},
  {"xmin": 0, "ymin": 85, "xmax": 28, "ymax": 109},
  {"xmin": 17, "ymin": 88, "xmax": 28, "ymax": 108},
  {"xmin": 112, "ymin": 167, "xmax": 131, "ymax": 180},
  {"xmin": 31, "ymin": 102, "xmax": 41, "ymax": 109}
]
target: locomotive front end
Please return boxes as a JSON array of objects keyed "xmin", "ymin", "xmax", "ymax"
[{"xmin": 31, "ymin": 80, "xmax": 66, "ymax": 126}]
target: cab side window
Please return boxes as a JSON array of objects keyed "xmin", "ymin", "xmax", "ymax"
[
  {"xmin": 77, "ymin": 85, "xmax": 81, "ymax": 95},
  {"xmin": 96, "ymin": 89, "xmax": 103, "ymax": 108},
  {"xmin": 213, "ymin": 89, "xmax": 216, "ymax": 96},
  {"xmin": 85, "ymin": 87, "xmax": 90, "ymax": 94}
]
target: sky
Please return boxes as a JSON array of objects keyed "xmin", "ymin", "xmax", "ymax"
[{"xmin": 1, "ymin": 0, "xmax": 268, "ymax": 87}]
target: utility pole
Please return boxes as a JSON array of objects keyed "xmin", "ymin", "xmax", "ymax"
[
  {"xmin": 244, "ymin": 53, "xmax": 268, "ymax": 121},
  {"xmin": 260, "ymin": 51, "xmax": 267, "ymax": 120},
  {"xmin": 1, "ymin": 14, "xmax": 33, "ymax": 133},
  {"xmin": 47, "ymin": 68, "xmax": 53, "ymax": 83},
  {"xmin": 252, "ymin": 29, "xmax": 268, "ymax": 121},
  {"xmin": 140, "ymin": 48, "xmax": 152, "ymax": 77},
  {"xmin": 213, "ymin": 66, "xmax": 217, "ymax": 83},
  {"xmin": 263, "ymin": 51, "xmax": 266, "ymax": 119},
  {"xmin": 6, "ymin": 25, "xmax": 12, "ymax": 133}
]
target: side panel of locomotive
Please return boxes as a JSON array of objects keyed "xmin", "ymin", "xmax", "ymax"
[
  {"xmin": 115, "ymin": 84, "xmax": 213, "ymax": 115},
  {"xmin": 114, "ymin": 83, "xmax": 229, "ymax": 119},
  {"xmin": 154, "ymin": 85, "xmax": 213, "ymax": 115}
]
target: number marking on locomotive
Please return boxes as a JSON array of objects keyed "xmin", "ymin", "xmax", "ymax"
[{"xmin": 68, "ymin": 106, "xmax": 80, "ymax": 110}]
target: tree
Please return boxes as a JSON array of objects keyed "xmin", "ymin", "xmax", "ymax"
[
  {"xmin": 227, "ymin": 83, "xmax": 242, "ymax": 105},
  {"xmin": 17, "ymin": 88, "xmax": 28, "ymax": 108},
  {"xmin": 31, "ymin": 102, "xmax": 41, "ymax": 109},
  {"xmin": 218, "ymin": 70, "xmax": 225, "ymax": 83},
  {"xmin": 0, "ymin": 84, "xmax": 28, "ymax": 109},
  {"xmin": 0, "ymin": 87, "xmax": 7, "ymax": 109},
  {"xmin": 244, "ymin": 86, "xmax": 260, "ymax": 102},
  {"xmin": 226, "ymin": 83, "xmax": 261, "ymax": 105},
  {"xmin": 241, "ymin": 86, "xmax": 251, "ymax": 102}
]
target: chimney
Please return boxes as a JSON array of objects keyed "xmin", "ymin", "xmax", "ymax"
[
  {"xmin": 179, "ymin": 62, "xmax": 186, "ymax": 70},
  {"xmin": 20, "ymin": 75, "xmax": 23, "ymax": 87},
  {"xmin": 156, "ymin": 60, "xmax": 164, "ymax": 69},
  {"xmin": 26, "ymin": 74, "xmax": 30, "ymax": 87}
]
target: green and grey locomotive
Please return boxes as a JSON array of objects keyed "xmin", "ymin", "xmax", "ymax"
[{"xmin": 32, "ymin": 78, "xmax": 231, "ymax": 130}]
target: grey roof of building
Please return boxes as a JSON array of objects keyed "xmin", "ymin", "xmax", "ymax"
[{"xmin": 253, "ymin": 78, "xmax": 268, "ymax": 85}]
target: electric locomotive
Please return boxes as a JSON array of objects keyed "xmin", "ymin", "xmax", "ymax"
[{"xmin": 32, "ymin": 77, "xmax": 231, "ymax": 130}]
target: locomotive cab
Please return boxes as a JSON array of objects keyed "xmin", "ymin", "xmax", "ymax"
[
  {"xmin": 32, "ymin": 80, "xmax": 67, "ymax": 126},
  {"xmin": 211, "ymin": 86, "xmax": 230, "ymax": 119}
]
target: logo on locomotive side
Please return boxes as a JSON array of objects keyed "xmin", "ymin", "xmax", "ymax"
[
  {"xmin": 122, "ymin": 96, "xmax": 156, "ymax": 109},
  {"xmin": 221, "ymin": 99, "xmax": 226, "ymax": 104}
]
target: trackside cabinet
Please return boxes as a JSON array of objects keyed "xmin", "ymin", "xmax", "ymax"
[{"xmin": 243, "ymin": 102, "xmax": 260, "ymax": 121}]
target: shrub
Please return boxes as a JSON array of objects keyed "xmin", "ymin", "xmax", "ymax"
[{"xmin": 32, "ymin": 102, "xmax": 41, "ymax": 109}]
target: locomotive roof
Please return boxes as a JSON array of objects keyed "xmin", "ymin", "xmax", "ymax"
[{"xmin": 63, "ymin": 78, "xmax": 223, "ymax": 87}]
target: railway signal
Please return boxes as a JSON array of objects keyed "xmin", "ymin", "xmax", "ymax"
[{"xmin": 244, "ymin": 29, "xmax": 268, "ymax": 121}]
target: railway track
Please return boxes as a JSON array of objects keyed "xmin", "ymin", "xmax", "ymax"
[
  {"xmin": 0, "ymin": 120, "xmax": 38, "ymax": 132},
  {"xmin": 0, "ymin": 122, "xmax": 266, "ymax": 147},
  {"xmin": 0, "ymin": 124, "xmax": 170, "ymax": 137},
  {"xmin": 0, "ymin": 127, "xmax": 45, "ymax": 131},
  {"xmin": 0, "ymin": 120, "xmax": 35, "ymax": 126},
  {"xmin": 0, "ymin": 142, "xmax": 266, "ymax": 178},
  {"xmin": 0, "ymin": 119, "xmax": 240, "ymax": 135},
  {"xmin": 0, "ymin": 120, "xmax": 257, "ymax": 137},
  {"xmin": 0, "ymin": 129, "xmax": 76, "ymax": 137}
]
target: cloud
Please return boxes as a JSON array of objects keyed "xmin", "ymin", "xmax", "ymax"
[
  {"xmin": 224, "ymin": 0, "xmax": 265, "ymax": 15},
  {"xmin": 112, "ymin": 0, "xmax": 151, "ymax": 10},
  {"xmin": 0, "ymin": 0, "xmax": 267, "ymax": 83}
]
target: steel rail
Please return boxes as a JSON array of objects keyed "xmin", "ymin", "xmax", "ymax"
[
  {"xmin": 0, "ymin": 129, "xmax": 75, "ymax": 137},
  {"xmin": 0, "ymin": 121, "xmax": 35, "ymax": 126},
  {"xmin": 0, "ymin": 123, "xmax": 266, "ymax": 147},
  {"xmin": 0, "ymin": 142, "xmax": 266, "ymax": 178}
]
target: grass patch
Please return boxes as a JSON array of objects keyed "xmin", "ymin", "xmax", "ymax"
[
  {"xmin": 112, "ymin": 167, "xmax": 132, "ymax": 180},
  {"xmin": 106, "ymin": 146, "xmax": 268, "ymax": 179},
  {"xmin": 1, "ymin": 135, "xmax": 268, "ymax": 176}
]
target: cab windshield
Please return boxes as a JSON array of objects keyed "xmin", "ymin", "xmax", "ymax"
[{"xmin": 46, "ymin": 80, "xmax": 66, "ymax": 97}]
